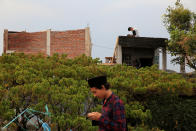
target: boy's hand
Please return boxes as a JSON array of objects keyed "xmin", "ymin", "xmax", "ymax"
[{"xmin": 87, "ymin": 112, "xmax": 102, "ymax": 121}]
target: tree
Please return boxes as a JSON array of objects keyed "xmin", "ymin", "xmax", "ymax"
[
  {"xmin": 163, "ymin": 0, "xmax": 196, "ymax": 72},
  {"xmin": 0, "ymin": 53, "xmax": 99, "ymax": 131},
  {"xmin": 0, "ymin": 53, "xmax": 195, "ymax": 130}
]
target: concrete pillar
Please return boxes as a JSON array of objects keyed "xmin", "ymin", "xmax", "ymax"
[
  {"xmin": 113, "ymin": 37, "xmax": 122, "ymax": 64},
  {"xmin": 46, "ymin": 29, "xmax": 51, "ymax": 56},
  {"xmin": 162, "ymin": 47, "xmax": 167, "ymax": 71},
  {"xmin": 3, "ymin": 29, "xmax": 8, "ymax": 54},
  {"xmin": 112, "ymin": 37, "xmax": 119, "ymax": 63},
  {"xmin": 85, "ymin": 27, "xmax": 92, "ymax": 57},
  {"xmin": 117, "ymin": 45, "xmax": 122, "ymax": 64}
]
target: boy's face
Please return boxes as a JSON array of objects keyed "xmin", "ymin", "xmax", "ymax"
[{"xmin": 90, "ymin": 86, "xmax": 106, "ymax": 99}]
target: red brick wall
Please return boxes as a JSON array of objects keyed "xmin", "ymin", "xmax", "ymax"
[
  {"xmin": 6, "ymin": 29, "xmax": 86, "ymax": 58},
  {"xmin": 8, "ymin": 32, "xmax": 46, "ymax": 55},
  {"xmin": 50, "ymin": 29, "xmax": 85, "ymax": 58}
]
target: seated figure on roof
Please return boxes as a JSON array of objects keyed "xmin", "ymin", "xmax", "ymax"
[{"xmin": 128, "ymin": 27, "xmax": 139, "ymax": 37}]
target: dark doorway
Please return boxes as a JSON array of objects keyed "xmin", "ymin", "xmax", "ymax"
[
  {"xmin": 122, "ymin": 55, "xmax": 132, "ymax": 66},
  {"xmin": 140, "ymin": 58, "xmax": 153, "ymax": 67}
]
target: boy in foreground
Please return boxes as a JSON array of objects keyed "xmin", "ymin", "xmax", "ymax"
[{"xmin": 87, "ymin": 76, "xmax": 126, "ymax": 131}]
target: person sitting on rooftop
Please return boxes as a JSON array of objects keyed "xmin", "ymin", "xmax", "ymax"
[{"xmin": 128, "ymin": 27, "xmax": 139, "ymax": 37}]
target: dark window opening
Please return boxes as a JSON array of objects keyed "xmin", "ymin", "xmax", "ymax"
[
  {"xmin": 139, "ymin": 58, "xmax": 153, "ymax": 67},
  {"xmin": 122, "ymin": 55, "xmax": 132, "ymax": 66}
]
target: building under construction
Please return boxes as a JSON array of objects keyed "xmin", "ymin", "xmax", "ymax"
[
  {"xmin": 3, "ymin": 27, "xmax": 92, "ymax": 58},
  {"xmin": 105, "ymin": 36, "xmax": 167, "ymax": 71}
]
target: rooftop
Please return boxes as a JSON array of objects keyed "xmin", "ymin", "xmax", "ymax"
[{"xmin": 118, "ymin": 36, "xmax": 168, "ymax": 48}]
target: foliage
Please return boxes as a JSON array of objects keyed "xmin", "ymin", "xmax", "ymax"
[
  {"xmin": 163, "ymin": 0, "xmax": 196, "ymax": 70},
  {"xmin": 146, "ymin": 95, "xmax": 196, "ymax": 131},
  {"xmin": 0, "ymin": 53, "xmax": 195, "ymax": 131},
  {"xmin": 0, "ymin": 53, "xmax": 99, "ymax": 131}
]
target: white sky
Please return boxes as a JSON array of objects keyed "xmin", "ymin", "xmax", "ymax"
[{"xmin": 0, "ymin": 0, "xmax": 196, "ymax": 72}]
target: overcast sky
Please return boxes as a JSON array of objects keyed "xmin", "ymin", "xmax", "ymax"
[{"xmin": 0, "ymin": 0, "xmax": 196, "ymax": 72}]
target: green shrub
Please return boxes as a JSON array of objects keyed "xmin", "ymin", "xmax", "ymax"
[{"xmin": 0, "ymin": 53, "xmax": 195, "ymax": 130}]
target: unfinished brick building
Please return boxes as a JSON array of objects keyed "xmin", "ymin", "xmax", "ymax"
[{"xmin": 3, "ymin": 27, "xmax": 92, "ymax": 58}]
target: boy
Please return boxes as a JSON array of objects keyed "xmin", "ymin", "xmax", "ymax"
[{"xmin": 87, "ymin": 76, "xmax": 126, "ymax": 131}]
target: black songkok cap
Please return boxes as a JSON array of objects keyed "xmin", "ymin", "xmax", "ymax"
[{"xmin": 88, "ymin": 76, "xmax": 107, "ymax": 88}]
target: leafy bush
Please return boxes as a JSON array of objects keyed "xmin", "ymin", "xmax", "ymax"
[{"xmin": 0, "ymin": 53, "xmax": 195, "ymax": 131}]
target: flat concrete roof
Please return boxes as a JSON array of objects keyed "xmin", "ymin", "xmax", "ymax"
[{"xmin": 118, "ymin": 36, "xmax": 168, "ymax": 48}]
